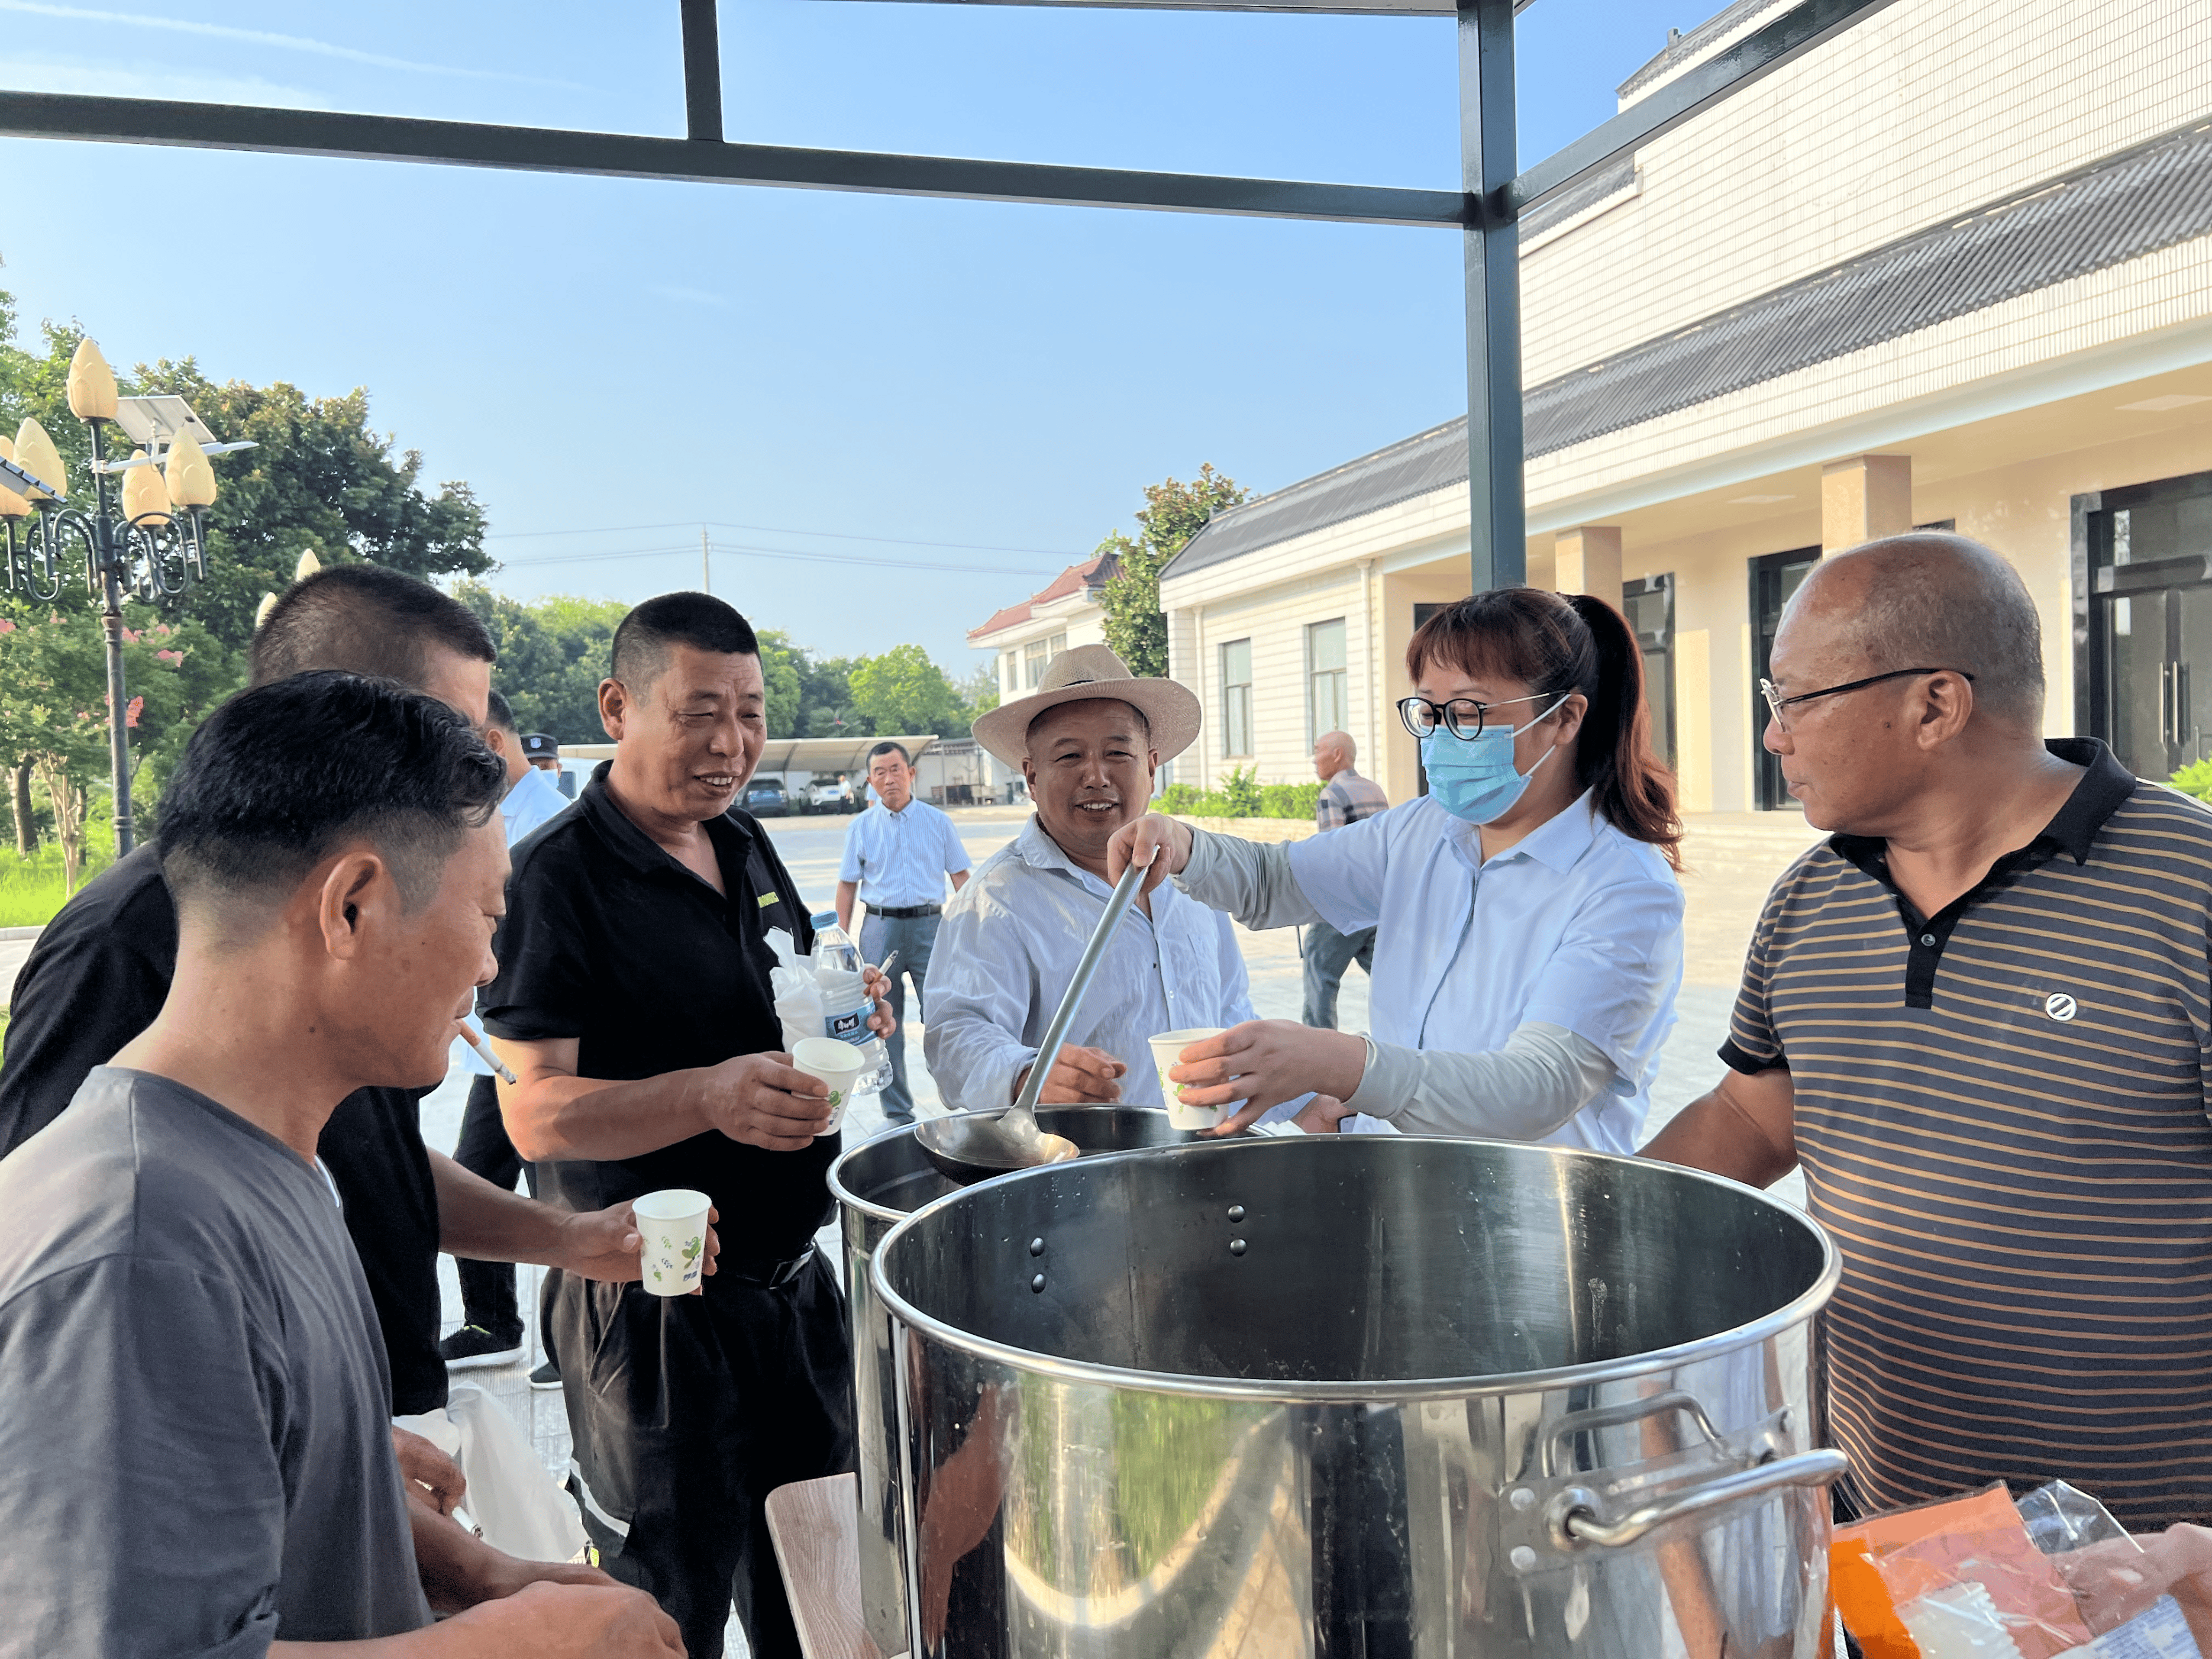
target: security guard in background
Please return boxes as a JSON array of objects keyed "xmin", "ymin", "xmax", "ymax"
[{"xmin": 484, "ymin": 592, "xmax": 891, "ymax": 1659}]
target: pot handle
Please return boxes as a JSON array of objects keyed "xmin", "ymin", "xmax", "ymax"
[
  {"xmin": 1541, "ymin": 1389, "xmax": 1725, "ymax": 1478},
  {"xmin": 1551, "ymin": 1448, "xmax": 1849, "ymax": 1551}
]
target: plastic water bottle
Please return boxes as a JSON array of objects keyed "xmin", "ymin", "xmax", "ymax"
[{"xmin": 813, "ymin": 923, "xmax": 891, "ymax": 1093}]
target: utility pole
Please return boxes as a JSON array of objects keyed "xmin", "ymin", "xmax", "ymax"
[{"xmin": 700, "ymin": 526, "xmax": 711, "ymax": 593}]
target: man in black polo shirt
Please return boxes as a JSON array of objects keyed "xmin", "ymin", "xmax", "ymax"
[
  {"xmin": 1648, "ymin": 534, "xmax": 2212, "ymax": 1606},
  {"xmin": 486, "ymin": 592, "xmax": 887, "ymax": 1659},
  {"xmin": 0, "ymin": 566, "xmax": 655, "ymax": 1429}
]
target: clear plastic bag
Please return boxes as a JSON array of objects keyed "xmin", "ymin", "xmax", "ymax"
[{"xmin": 1833, "ymin": 1481, "xmax": 2200, "ymax": 1659}]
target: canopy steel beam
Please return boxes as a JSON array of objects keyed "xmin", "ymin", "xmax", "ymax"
[
  {"xmin": 1506, "ymin": 0, "xmax": 1903, "ymax": 216},
  {"xmin": 680, "ymin": 0, "xmax": 724, "ymax": 144},
  {"xmin": 0, "ymin": 91, "xmax": 1465, "ymax": 227},
  {"xmin": 1459, "ymin": 0, "xmax": 1522, "ymax": 590}
]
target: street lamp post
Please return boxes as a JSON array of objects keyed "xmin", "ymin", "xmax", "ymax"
[{"xmin": 0, "ymin": 338, "xmax": 248, "ymax": 857}]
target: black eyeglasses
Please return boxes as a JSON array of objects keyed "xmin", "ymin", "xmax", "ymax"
[
  {"xmin": 1396, "ymin": 692, "xmax": 1553, "ymax": 742},
  {"xmin": 1759, "ymin": 667, "xmax": 1975, "ymax": 734}
]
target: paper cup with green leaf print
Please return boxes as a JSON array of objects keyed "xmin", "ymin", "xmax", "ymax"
[
  {"xmin": 632, "ymin": 1188, "xmax": 712, "ymax": 1297},
  {"xmin": 792, "ymin": 1037, "xmax": 869, "ymax": 1136},
  {"xmin": 1149, "ymin": 1028, "xmax": 1232, "ymax": 1131}
]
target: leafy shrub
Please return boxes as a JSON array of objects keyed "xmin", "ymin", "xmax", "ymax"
[
  {"xmin": 1152, "ymin": 769, "xmax": 1324, "ymax": 820},
  {"xmin": 2171, "ymin": 759, "xmax": 2212, "ymax": 802}
]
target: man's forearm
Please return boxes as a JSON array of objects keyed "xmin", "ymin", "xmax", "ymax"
[
  {"xmin": 408, "ymin": 1489, "xmax": 511, "ymax": 1614},
  {"xmin": 500, "ymin": 1069, "xmax": 708, "ymax": 1164},
  {"xmin": 836, "ymin": 879, "xmax": 858, "ymax": 932},
  {"xmin": 430, "ymin": 1151, "xmax": 566, "ymax": 1264},
  {"xmin": 1641, "ymin": 1087, "xmax": 1796, "ymax": 1187}
]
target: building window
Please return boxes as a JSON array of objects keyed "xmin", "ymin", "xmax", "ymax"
[
  {"xmin": 1024, "ymin": 640, "xmax": 1048, "ymax": 688},
  {"xmin": 1220, "ymin": 638, "xmax": 1254, "ymax": 758},
  {"xmin": 1306, "ymin": 618, "xmax": 1348, "ymax": 744},
  {"xmin": 1048, "ymin": 631, "xmax": 1067, "ymax": 661},
  {"xmin": 1620, "ymin": 576, "xmax": 1675, "ymax": 770},
  {"xmin": 1002, "ymin": 651, "xmax": 1018, "ymax": 693}
]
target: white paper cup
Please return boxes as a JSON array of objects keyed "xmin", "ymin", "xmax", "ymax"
[
  {"xmin": 632, "ymin": 1188, "xmax": 712, "ymax": 1297},
  {"xmin": 1149, "ymin": 1028, "xmax": 1230, "ymax": 1130},
  {"xmin": 792, "ymin": 1037, "xmax": 870, "ymax": 1135}
]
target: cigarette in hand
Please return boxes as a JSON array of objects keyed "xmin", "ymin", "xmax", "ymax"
[
  {"xmin": 456, "ymin": 1022, "xmax": 517, "ymax": 1085},
  {"xmin": 875, "ymin": 950, "xmax": 899, "ymax": 979}
]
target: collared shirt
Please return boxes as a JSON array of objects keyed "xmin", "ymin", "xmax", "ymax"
[
  {"xmin": 501, "ymin": 763, "xmax": 571, "ymax": 845},
  {"xmin": 838, "ymin": 797, "xmax": 971, "ymax": 909},
  {"xmin": 480, "ymin": 763, "xmax": 829, "ymax": 1264},
  {"xmin": 1287, "ymin": 792, "xmax": 1684, "ymax": 1153},
  {"xmin": 1724, "ymin": 737, "xmax": 2212, "ymax": 1532},
  {"xmin": 1316, "ymin": 767, "xmax": 1390, "ymax": 832},
  {"xmin": 924, "ymin": 816, "xmax": 1258, "ymax": 1112}
]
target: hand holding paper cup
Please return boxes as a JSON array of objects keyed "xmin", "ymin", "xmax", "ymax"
[
  {"xmin": 1149, "ymin": 1028, "xmax": 1233, "ymax": 1130},
  {"xmin": 792, "ymin": 1037, "xmax": 869, "ymax": 1135},
  {"xmin": 632, "ymin": 1188, "xmax": 713, "ymax": 1297}
]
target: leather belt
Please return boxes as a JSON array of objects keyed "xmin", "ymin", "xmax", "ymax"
[
  {"xmin": 722, "ymin": 1245, "xmax": 817, "ymax": 1289},
  {"xmin": 870, "ymin": 903, "xmax": 941, "ymax": 920}
]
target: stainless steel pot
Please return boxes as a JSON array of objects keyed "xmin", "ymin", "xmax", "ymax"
[
  {"xmin": 873, "ymin": 1135, "xmax": 1845, "ymax": 1658},
  {"xmin": 829, "ymin": 1107, "xmax": 1186, "ymax": 1657}
]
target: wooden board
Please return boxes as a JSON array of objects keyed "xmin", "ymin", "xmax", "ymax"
[{"xmin": 765, "ymin": 1471, "xmax": 895, "ymax": 1659}]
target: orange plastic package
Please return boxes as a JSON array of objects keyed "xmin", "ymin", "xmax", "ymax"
[{"xmin": 1830, "ymin": 1483, "xmax": 2097, "ymax": 1659}]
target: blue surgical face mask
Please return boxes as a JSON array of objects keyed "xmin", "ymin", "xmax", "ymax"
[{"xmin": 1419, "ymin": 696, "xmax": 1567, "ymax": 825}]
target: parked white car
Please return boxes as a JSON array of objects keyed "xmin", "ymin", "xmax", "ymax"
[{"xmin": 810, "ymin": 780, "xmax": 857, "ymax": 814}]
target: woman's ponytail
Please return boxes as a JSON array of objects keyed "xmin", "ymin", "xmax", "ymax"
[{"xmin": 1564, "ymin": 592, "xmax": 1683, "ymax": 869}]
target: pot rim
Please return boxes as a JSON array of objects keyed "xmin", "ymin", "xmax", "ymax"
[
  {"xmin": 828, "ymin": 1105, "xmax": 1172, "ymax": 1227},
  {"xmin": 870, "ymin": 1135, "xmax": 1841, "ymax": 1403}
]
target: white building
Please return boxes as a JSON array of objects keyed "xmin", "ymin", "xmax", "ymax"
[
  {"xmin": 1148, "ymin": 0, "xmax": 2212, "ymax": 809},
  {"xmin": 969, "ymin": 553, "xmax": 1115, "ymax": 702}
]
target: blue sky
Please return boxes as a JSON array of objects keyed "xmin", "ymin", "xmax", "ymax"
[{"xmin": 0, "ymin": 0, "xmax": 1702, "ymax": 669}]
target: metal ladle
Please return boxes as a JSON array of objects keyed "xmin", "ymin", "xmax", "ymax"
[{"xmin": 914, "ymin": 858, "xmax": 1147, "ymax": 1184}]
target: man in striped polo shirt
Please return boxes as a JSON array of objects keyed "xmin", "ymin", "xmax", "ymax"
[
  {"xmin": 1648, "ymin": 535, "xmax": 2212, "ymax": 1576},
  {"xmin": 1303, "ymin": 730, "xmax": 1390, "ymax": 1028}
]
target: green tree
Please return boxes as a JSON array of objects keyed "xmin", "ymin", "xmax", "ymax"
[
  {"xmin": 848, "ymin": 644, "xmax": 967, "ymax": 738},
  {"xmin": 0, "ymin": 289, "xmax": 489, "ymax": 857},
  {"xmin": 1099, "ymin": 464, "xmax": 1247, "ymax": 677},
  {"xmin": 755, "ymin": 628, "xmax": 807, "ymax": 739},
  {"xmin": 0, "ymin": 612, "xmax": 219, "ymax": 892},
  {"xmin": 456, "ymin": 585, "xmax": 626, "ymax": 743},
  {"xmin": 957, "ymin": 664, "xmax": 1000, "ymax": 728},
  {"xmin": 132, "ymin": 356, "xmax": 490, "ymax": 654}
]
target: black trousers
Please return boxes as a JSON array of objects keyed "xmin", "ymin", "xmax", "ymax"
[
  {"xmin": 452, "ymin": 1074, "xmax": 536, "ymax": 1337},
  {"xmin": 554, "ymin": 1253, "xmax": 855, "ymax": 1659}
]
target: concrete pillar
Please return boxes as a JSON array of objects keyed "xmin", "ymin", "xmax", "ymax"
[
  {"xmin": 1820, "ymin": 455, "xmax": 1912, "ymax": 553},
  {"xmin": 1554, "ymin": 525, "xmax": 1623, "ymax": 607}
]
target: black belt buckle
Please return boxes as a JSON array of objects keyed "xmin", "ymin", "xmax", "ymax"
[{"xmin": 729, "ymin": 1245, "xmax": 816, "ymax": 1289}]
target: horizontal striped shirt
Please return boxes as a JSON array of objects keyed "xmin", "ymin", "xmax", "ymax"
[
  {"xmin": 1724, "ymin": 738, "xmax": 2212, "ymax": 1531},
  {"xmin": 1316, "ymin": 767, "xmax": 1390, "ymax": 831}
]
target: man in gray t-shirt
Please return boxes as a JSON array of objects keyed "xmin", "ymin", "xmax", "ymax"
[
  {"xmin": 0, "ymin": 1066, "xmax": 428, "ymax": 1652},
  {"xmin": 0, "ymin": 673, "xmax": 684, "ymax": 1658}
]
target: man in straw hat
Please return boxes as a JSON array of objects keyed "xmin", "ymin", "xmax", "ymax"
[{"xmin": 926, "ymin": 644, "xmax": 1280, "ymax": 1113}]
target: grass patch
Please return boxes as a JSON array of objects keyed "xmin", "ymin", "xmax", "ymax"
[{"xmin": 0, "ymin": 844, "xmax": 113, "ymax": 929}]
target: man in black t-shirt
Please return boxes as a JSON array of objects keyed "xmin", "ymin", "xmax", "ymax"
[
  {"xmin": 0, "ymin": 566, "xmax": 654, "ymax": 1421},
  {"xmin": 484, "ymin": 592, "xmax": 889, "ymax": 1659}
]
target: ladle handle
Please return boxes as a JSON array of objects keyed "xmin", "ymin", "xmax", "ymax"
[{"xmin": 1010, "ymin": 858, "xmax": 1148, "ymax": 1122}]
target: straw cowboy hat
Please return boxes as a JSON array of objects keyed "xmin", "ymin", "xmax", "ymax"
[{"xmin": 972, "ymin": 644, "xmax": 1202, "ymax": 769}]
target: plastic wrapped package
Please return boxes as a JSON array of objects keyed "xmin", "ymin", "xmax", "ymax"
[{"xmin": 1831, "ymin": 1482, "xmax": 2201, "ymax": 1659}]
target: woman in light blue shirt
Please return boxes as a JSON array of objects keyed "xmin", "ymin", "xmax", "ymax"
[{"xmin": 1111, "ymin": 588, "xmax": 1685, "ymax": 1154}]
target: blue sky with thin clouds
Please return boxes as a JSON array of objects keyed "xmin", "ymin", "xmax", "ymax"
[{"xmin": 0, "ymin": 0, "xmax": 1697, "ymax": 669}]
